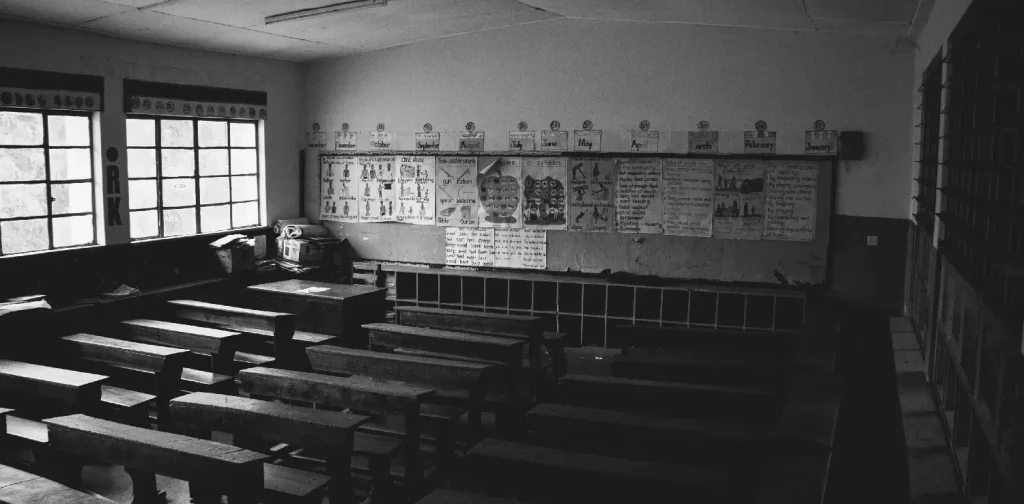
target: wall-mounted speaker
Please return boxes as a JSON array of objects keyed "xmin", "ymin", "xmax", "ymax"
[{"xmin": 839, "ymin": 131, "xmax": 865, "ymax": 160}]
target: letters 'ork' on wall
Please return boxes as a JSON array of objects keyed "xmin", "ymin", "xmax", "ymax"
[{"xmin": 319, "ymin": 154, "xmax": 820, "ymax": 243}]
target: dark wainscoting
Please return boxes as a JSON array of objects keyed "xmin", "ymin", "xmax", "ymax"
[{"xmin": 829, "ymin": 215, "xmax": 910, "ymax": 315}]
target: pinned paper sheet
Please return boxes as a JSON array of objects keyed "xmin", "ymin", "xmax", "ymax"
[
  {"xmin": 445, "ymin": 227, "xmax": 495, "ymax": 267},
  {"xmin": 522, "ymin": 157, "xmax": 567, "ymax": 230},
  {"xmin": 395, "ymin": 155, "xmax": 436, "ymax": 225},
  {"xmin": 712, "ymin": 161, "xmax": 765, "ymax": 240},
  {"xmin": 568, "ymin": 157, "xmax": 615, "ymax": 233},
  {"xmin": 663, "ymin": 159, "xmax": 714, "ymax": 237},
  {"xmin": 357, "ymin": 156, "xmax": 397, "ymax": 223},
  {"xmin": 320, "ymin": 155, "xmax": 358, "ymax": 223},
  {"xmin": 477, "ymin": 157, "xmax": 523, "ymax": 229},
  {"xmin": 615, "ymin": 158, "xmax": 663, "ymax": 234},
  {"xmin": 763, "ymin": 163, "xmax": 817, "ymax": 241},
  {"xmin": 494, "ymin": 229, "xmax": 546, "ymax": 269},
  {"xmin": 435, "ymin": 156, "xmax": 478, "ymax": 227}
]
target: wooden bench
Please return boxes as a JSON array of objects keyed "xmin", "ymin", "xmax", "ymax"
[
  {"xmin": 526, "ymin": 402, "xmax": 770, "ymax": 464},
  {"xmin": 395, "ymin": 307, "xmax": 545, "ymax": 370},
  {"xmin": 415, "ymin": 488, "xmax": 521, "ymax": 504},
  {"xmin": 609, "ymin": 350, "xmax": 785, "ymax": 387},
  {"xmin": 44, "ymin": 414, "xmax": 269, "ymax": 504},
  {"xmin": 59, "ymin": 333, "xmax": 186, "ymax": 427},
  {"xmin": 614, "ymin": 324, "xmax": 795, "ymax": 357},
  {"xmin": 120, "ymin": 319, "xmax": 239, "ymax": 393},
  {"xmin": 0, "ymin": 359, "xmax": 106, "ymax": 411},
  {"xmin": 557, "ymin": 374, "xmax": 778, "ymax": 421},
  {"xmin": 306, "ymin": 345, "xmax": 497, "ymax": 434},
  {"xmin": 466, "ymin": 438, "xmax": 735, "ymax": 502},
  {"xmin": 166, "ymin": 299, "xmax": 298, "ymax": 364},
  {"xmin": 169, "ymin": 392, "xmax": 366, "ymax": 504},
  {"xmin": 0, "ymin": 463, "xmax": 114, "ymax": 503},
  {"xmin": 237, "ymin": 367, "xmax": 441, "ymax": 495}
]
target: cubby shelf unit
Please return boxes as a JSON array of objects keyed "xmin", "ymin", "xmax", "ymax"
[{"xmin": 381, "ymin": 265, "xmax": 807, "ymax": 348}]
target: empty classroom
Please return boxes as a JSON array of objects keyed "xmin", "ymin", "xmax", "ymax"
[{"xmin": 0, "ymin": 0, "xmax": 1017, "ymax": 503}]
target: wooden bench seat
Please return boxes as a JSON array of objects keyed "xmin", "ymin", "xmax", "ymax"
[
  {"xmin": 120, "ymin": 319, "xmax": 243, "ymax": 374},
  {"xmin": 169, "ymin": 392, "xmax": 369, "ymax": 504},
  {"xmin": 557, "ymin": 374, "xmax": 778, "ymax": 420},
  {"xmin": 467, "ymin": 438, "xmax": 734, "ymax": 502},
  {"xmin": 0, "ymin": 359, "xmax": 106, "ymax": 408},
  {"xmin": 0, "ymin": 463, "xmax": 114, "ymax": 504},
  {"xmin": 263, "ymin": 463, "xmax": 332, "ymax": 504},
  {"xmin": 167, "ymin": 299, "xmax": 298, "ymax": 365},
  {"xmin": 179, "ymin": 367, "xmax": 236, "ymax": 394},
  {"xmin": 238, "ymin": 366, "xmax": 441, "ymax": 492},
  {"xmin": 366, "ymin": 323, "xmax": 525, "ymax": 369},
  {"xmin": 234, "ymin": 351, "xmax": 277, "ymax": 368},
  {"xmin": 416, "ymin": 488, "xmax": 522, "ymax": 504},
  {"xmin": 614, "ymin": 324, "xmax": 794, "ymax": 356},
  {"xmin": 526, "ymin": 402, "xmax": 770, "ymax": 463},
  {"xmin": 395, "ymin": 307, "xmax": 546, "ymax": 369},
  {"xmin": 43, "ymin": 414, "xmax": 270, "ymax": 504},
  {"xmin": 609, "ymin": 350, "xmax": 785, "ymax": 387},
  {"xmin": 99, "ymin": 385, "xmax": 156, "ymax": 426}
]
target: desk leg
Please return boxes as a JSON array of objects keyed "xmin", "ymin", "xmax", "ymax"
[
  {"xmin": 327, "ymin": 438, "xmax": 355, "ymax": 504},
  {"xmin": 225, "ymin": 464, "xmax": 263, "ymax": 504}
]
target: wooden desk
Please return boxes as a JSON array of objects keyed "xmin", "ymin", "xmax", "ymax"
[
  {"xmin": 247, "ymin": 280, "xmax": 386, "ymax": 346},
  {"xmin": 0, "ymin": 360, "xmax": 107, "ymax": 410}
]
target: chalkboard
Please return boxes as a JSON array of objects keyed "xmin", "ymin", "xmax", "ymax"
[{"xmin": 305, "ymin": 150, "xmax": 834, "ymax": 285}]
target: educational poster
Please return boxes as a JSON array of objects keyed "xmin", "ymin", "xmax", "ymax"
[
  {"xmin": 396, "ymin": 155, "xmax": 436, "ymax": 225},
  {"xmin": 662, "ymin": 159, "xmax": 714, "ymax": 237},
  {"xmin": 494, "ymin": 229, "xmax": 547, "ymax": 269},
  {"xmin": 567, "ymin": 157, "xmax": 615, "ymax": 233},
  {"xmin": 319, "ymin": 155, "xmax": 359, "ymax": 223},
  {"xmin": 477, "ymin": 156, "xmax": 523, "ymax": 228},
  {"xmin": 712, "ymin": 161, "xmax": 765, "ymax": 239},
  {"xmin": 445, "ymin": 227, "xmax": 495, "ymax": 267},
  {"xmin": 763, "ymin": 163, "xmax": 818, "ymax": 241},
  {"xmin": 357, "ymin": 156, "xmax": 397, "ymax": 223},
  {"xmin": 435, "ymin": 156, "xmax": 478, "ymax": 227},
  {"xmin": 615, "ymin": 158, "xmax": 663, "ymax": 234},
  {"xmin": 522, "ymin": 157, "xmax": 567, "ymax": 230}
]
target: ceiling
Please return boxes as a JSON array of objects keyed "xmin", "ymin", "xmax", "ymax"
[{"xmin": 0, "ymin": 0, "xmax": 934, "ymax": 62}]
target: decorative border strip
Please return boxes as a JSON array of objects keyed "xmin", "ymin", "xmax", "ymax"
[
  {"xmin": 128, "ymin": 95, "xmax": 267, "ymax": 120},
  {"xmin": 0, "ymin": 87, "xmax": 102, "ymax": 112}
]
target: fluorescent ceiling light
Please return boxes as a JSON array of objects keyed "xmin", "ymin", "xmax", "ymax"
[{"xmin": 265, "ymin": 0, "xmax": 387, "ymax": 25}]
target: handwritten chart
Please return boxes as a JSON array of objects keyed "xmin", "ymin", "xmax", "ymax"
[
  {"xmin": 396, "ymin": 155, "xmax": 436, "ymax": 225},
  {"xmin": 763, "ymin": 163, "xmax": 817, "ymax": 241},
  {"xmin": 663, "ymin": 159, "xmax": 714, "ymax": 237},
  {"xmin": 494, "ymin": 229, "xmax": 547, "ymax": 269},
  {"xmin": 435, "ymin": 156, "xmax": 478, "ymax": 227},
  {"xmin": 320, "ymin": 155, "xmax": 358, "ymax": 223},
  {"xmin": 522, "ymin": 157, "xmax": 567, "ymax": 230},
  {"xmin": 568, "ymin": 157, "xmax": 616, "ymax": 233},
  {"xmin": 712, "ymin": 161, "xmax": 765, "ymax": 239},
  {"xmin": 444, "ymin": 227, "xmax": 494, "ymax": 267},
  {"xmin": 615, "ymin": 158, "xmax": 663, "ymax": 234}
]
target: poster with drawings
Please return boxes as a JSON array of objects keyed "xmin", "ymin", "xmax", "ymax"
[
  {"xmin": 319, "ymin": 154, "xmax": 358, "ymax": 223},
  {"xmin": 395, "ymin": 155, "xmax": 436, "ymax": 225},
  {"xmin": 357, "ymin": 156, "xmax": 397, "ymax": 223},
  {"xmin": 712, "ymin": 160, "xmax": 765, "ymax": 239},
  {"xmin": 476, "ymin": 156, "xmax": 523, "ymax": 229},
  {"xmin": 522, "ymin": 157, "xmax": 567, "ymax": 230},
  {"xmin": 435, "ymin": 156, "xmax": 478, "ymax": 227},
  {"xmin": 567, "ymin": 157, "xmax": 616, "ymax": 232}
]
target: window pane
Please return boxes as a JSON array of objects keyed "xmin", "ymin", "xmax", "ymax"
[
  {"xmin": 198, "ymin": 121, "xmax": 228, "ymax": 147},
  {"xmin": 200, "ymin": 177, "xmax": 230, "ymax": 204},
  {"xmin": 199, "ymin": 149, "xmax": 229, "ymax": 176},
  {"xmin": 0, "ymin": 183, "xmax": 47, "ymax": 218},
  {"xmin": 230, "ymin": 149, "xmax": 257, "ymax": 174},
  {"xmin": 129, "ymin": 179, "xmax": 157, "ymax": 209},
  {"xmin": 126, "ymin": 119, "xmax": 156, "ymax": 147},
  {"xmin": 53, "ymin": 214, "xmax": 93, "ymax": 247},
  {"xmin": 163, "ymin": 178, "xmax": 196, "ymax": 207},
  {"xmin": 163, "ymin": 207, "xmax": 197, "ymax": 236},
  {"xmin": 162, "ymin": 149, "xmax": 195, "ymax": 177},
  {"xmin": 1, "ymin": 218, "xmax": 48, "ymax": 254},
  {"xmin": 201, "ymin": 204, "xmax": 231, "ymax": 233},
  {"xmin": 50, "ymin": 148, "xmax": 92, "ymax": 180},
  {"xmin": 0, "ymin": 111, "xmax": 43, "ymax": 145},
  {"xmin": 161, "ymin": 120, "xmax": 194, "ymax": 147},
  {"xmin": 128, "ymin": 149, "xmax": 157, "ymax": 178},
  {"xmin": 51, "ymin": 182, "xmax": 93, "ymax": 214},
  {"xmin": 230, "ymin": 122, "xmax": 256, "ymax": 147},
  {"xmin": 232, "ymin": 201, "xmax": 258, "ymax": 227},
  {"xmin": 130, "ymin": 210, "xmax": 158, "ymax": 239},
  {"xmin": 48, "ymin": 115, "xmax": 90, "ymax": 146},
  {"xmin": 0, "ymin": 148, "xmax": 45, "ymax": 181},
  {"xmin": 231, "ymin": 175, "xmax": 258, "ymax": 201}
]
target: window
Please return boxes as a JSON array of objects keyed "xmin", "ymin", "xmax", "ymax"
[
  {"xmin": 126, "ymin": 117, "xmax": 261, "ymax": 239},
  {"xmin": 0, "ymin": 109, "xmax": 96, "ymax": 255}
]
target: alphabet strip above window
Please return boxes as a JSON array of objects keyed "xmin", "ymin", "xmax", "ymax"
[
  {"xmin": 128, "ymin": 95, "xmax": 267, "ymax": 120},
  {"xmin": 0, "ymin": 86, "xmax": 102, "ymax": 111}
]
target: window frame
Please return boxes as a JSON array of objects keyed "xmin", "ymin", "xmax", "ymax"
[
  {"xmin": 0, "ymin": 107, "xmax": 97, "ymax": 256},
  {"xmin": 125, "ymin": 114, "xmax": 263, "ymax": 240}
]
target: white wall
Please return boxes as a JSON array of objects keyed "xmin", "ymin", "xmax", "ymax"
[
  {"xmin": 305, "ymin": 18, "xmax": 915, "ymax": 219},
  {"xmin": 0, "ymin": 19, "xmax": 305, "ymax": 243}
]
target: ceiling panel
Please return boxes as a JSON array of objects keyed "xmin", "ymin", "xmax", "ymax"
[
  {"xmin": 261, "ymin": 0, "xmax": 559, "ymax": 50},
  {"xmin": 804, "ymin": 0, "xmax": 919, "ymax": 23},
  {"xmin": 517, "ymin": 0, "xmax": 813, "ymax": 31},
  {"xmin": 151, "ymin": 0, "xmax": 354, "ymax": 29},
  {"xmin": 79, "ymin": 9, "xmax": 346, "ymax": 59},
  {"xmin": 0, "ymin": 0, "xmax": 130, "ymax": 26}
]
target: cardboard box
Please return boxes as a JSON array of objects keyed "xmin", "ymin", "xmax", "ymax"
[{"xmin": 277, "ymin": 237, "xmax": 326, "ymax": 265}]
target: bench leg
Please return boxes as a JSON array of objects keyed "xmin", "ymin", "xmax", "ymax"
[
  {"xmin": 328, "ymin": 449, "xmax": 355, "ymax": 504},
  {"xmin": 365, "ymin": 454, "xmax": 392, "ymax": 504},
  {"xmin": 127, "ymin": 467, "xmax": 165, "ymax": 504},
  {"xmin": 435, "ymin": 419, "xmax": 456, "ymax": 481}
]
